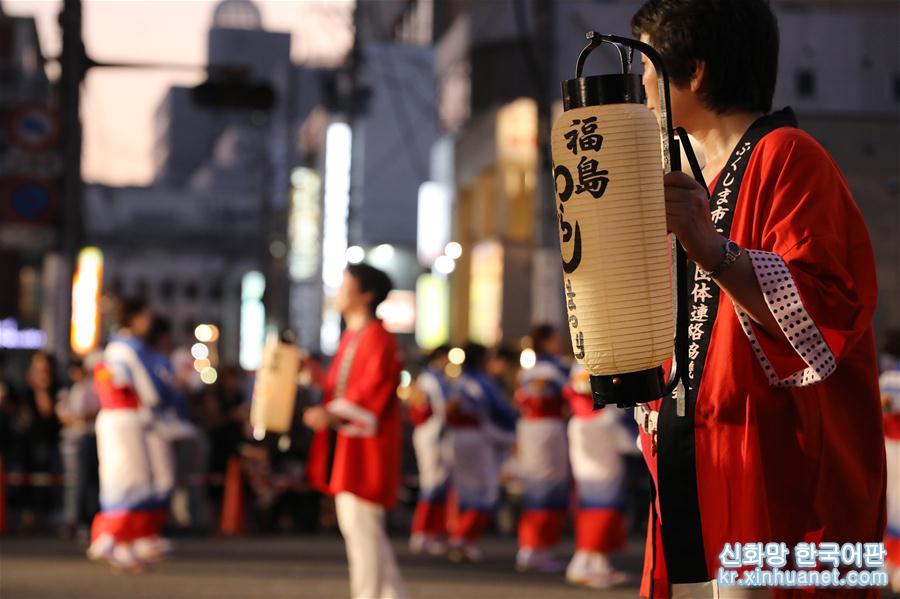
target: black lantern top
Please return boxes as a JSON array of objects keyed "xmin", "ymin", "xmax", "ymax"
[
  {"xmin": 561, "ymin": 73, "xmax": 645, "ymax": 111},
  {"xmin": 561, "ymin": 32, "xmax": 678, "ymax": 178},
  {"xmin": 561, "ymin": 32, "xmax": 647, "ymax": 110}
]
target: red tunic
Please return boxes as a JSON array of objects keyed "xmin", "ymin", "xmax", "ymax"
[
  {"xmin": 307, "ymin": 320, "xmax": 403, "ymax": 508},
  {"xmin": 514, "ymin": 358, "xmax": 569, "ymax": 419},
  {"xmin": 640, "ymin": 127, "xmax": 886, "ymax": 597},
  {"xmin": 93, "ymin": 364, "xmax": 141, "ymax": 410},
  {"xmin": 563, "ymin": 385, "xmax": 597, "ymax": 420}
]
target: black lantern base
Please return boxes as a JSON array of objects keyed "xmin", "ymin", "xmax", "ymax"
[{"xmin": 590, "ymin": 367, "xmax": 666, "ymax": 409}]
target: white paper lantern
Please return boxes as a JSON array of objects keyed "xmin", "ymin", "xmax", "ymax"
[
  {"xmin": 551, "ymin": 32, "xmax": 689, "ymax": 408},
  {"xmin": 552, "ymin": 102, "xmax": 673, "ymax": 376},
  {"xmin": 250, "ymin": 333, "xmax": 300, "ymax": 435}
]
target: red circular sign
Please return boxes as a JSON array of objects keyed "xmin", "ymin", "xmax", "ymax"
[
  {"xmin": 6, "ymin": 103, "xmax": 61, "ymax": 153},
  {"xmin": 1, "ymin": 176, "xmax": 59, "ymax": 224}
]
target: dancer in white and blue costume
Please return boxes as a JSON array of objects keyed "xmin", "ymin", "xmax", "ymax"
[
  {"xmin": 446, "ymin": 343, "xmax": 518, "ymax": 563},
  {"xmin": 409, "ymin": 346, "xmax": 453, "ymax": 555}
]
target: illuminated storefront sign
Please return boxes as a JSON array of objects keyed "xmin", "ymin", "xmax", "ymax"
[
  {"xmin": 468, "ymin": 240, "xmax": 504, "ymax": 346},
  {"xmin": 415, "ymin": 274, "xmax": 449, "ymax": 349},
  {"xmin": 416, "ymin": 181, "xmax": 451, "ymax": 267},
  {"xmin": 320, "ymin": 122, "xmax": 352, "ymax": 354},
  {"xmin": 288, "ymin": 167, "xmax": 322, "ymax": 282},
  {"xmin": 239, "ymin": 271, "xmax": 265, "ymax": 371},
  {"xmin": 496, "ymin": 98, "xmax": 538, "ymax": 166},
  {"xmin": 0, "ymin": 318, "xmax": 46, "ymax": 350},
  {"xmin": 70, "ymin": 246, "xmax": 103, "ymax": 356},
  {"xmin": 321, "ymin": 122, "xmax": 352, "ymax": 292}
]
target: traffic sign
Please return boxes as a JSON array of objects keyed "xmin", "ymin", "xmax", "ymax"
[
  {"xmin": 1, "ymin": 176, "xmax": 59, "ymax": 224},
  {"xmin": 6, "ymin": 103, "xmax": 61, "ymax": 153}
]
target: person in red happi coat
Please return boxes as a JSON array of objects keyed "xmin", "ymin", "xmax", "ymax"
[
  {"xmin": 305, "ymin": 264, "xmax": 407, "ymax": 599},
  {"xmin": 632, "ymin": 1, "xmax": 885, "ymax": 597}
]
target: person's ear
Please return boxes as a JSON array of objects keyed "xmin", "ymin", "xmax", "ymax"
[
  {"xmin": 360, "ymin": 290, "xmax": 374, "ymax": 311},
  {"xmin": 689, "ymin": 61, "xmax": 705, "ymax": 94}
]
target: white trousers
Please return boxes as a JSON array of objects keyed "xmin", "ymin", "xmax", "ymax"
[
  {"xmin": 144, "ymin": 424, "xmax": 175, "ymax": 503},
  {"xmin": 335, "ymin": 492, "xmax": 408, "ymax": 599},
  {"xmin": 671, "ymin": 581, "xmax": 770, "ymax": 598},
  {"xmin": 96, "ymin": 409, "xmax": 154, "ymax": 511},
  {"xmin": 412, "ymin": 417, "xmax": 450, "ymax": 495},
  {"xmin": 449, "ymin": 428, "xmax": 500, "ymax": 510},
  {"xmin": 568, "ymin": 413, "xmax": 626, "ymax": 505},
  {"xmin": 517, "ymin": 418, "xmax": 568, "ymax": 504}
]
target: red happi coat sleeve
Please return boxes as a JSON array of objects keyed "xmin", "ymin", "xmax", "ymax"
[{"xmin": 733, "ymin": 128, "xmax": 878, "ymax": 386}]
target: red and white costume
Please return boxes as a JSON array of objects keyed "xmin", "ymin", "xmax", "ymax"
[
  {"xmin": 445, "ymin": 369, "xmax": 517, "ymax": 554},
  {"xmin": 88, "ymin": 336, "xmax": 173, "ymax": 568},
  {"xmin": 408, "ymin": 367, "xmax": 452, "ymax": 551},
  {"xmin": 514, "ymin": 355, "xmax": 570, "ymax": 567},
  {"xmin": 564, "ymin": 365, "xmax": 634, "ymax": 586},
  {"xmin": 637, "ymin": 111, "xmax": 885, "ymax": 598},
  {"xmin": 307, "ymin": 320, "xmax": 407, "ymax": 599}
]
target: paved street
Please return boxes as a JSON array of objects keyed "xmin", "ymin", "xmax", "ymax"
[{"xmin": 1, "ymin": 535, "xmax": 644, "ymax": 598}]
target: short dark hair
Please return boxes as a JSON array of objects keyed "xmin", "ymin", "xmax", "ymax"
[
  {"xmin": 118, "ymin": 297, "xmax": 149, "ymax": 329},
  {"xmin": 427, "ymin": 344, "xmax": 451, "ymax": 364},
  {"xmin": 147, "ymin": 316, "xmax": 172, "ymax": 347},
  {"xmin": 463, "ymin": 342, "xmax": 488, "ymax": 370},
  {"xmin": 529, "ymin": 323, "xmax": 558, "ymax": 355},
  {"xmin": 346, "ymin": 263, "xmax": 393, "ymax": 315},
  {"xmin": 632, "ymin": 0, "xmax": 779, "ymax": 114},
  {"xmin": 492, "ymin": 345, "xmax": 519, "ymax": 365}
]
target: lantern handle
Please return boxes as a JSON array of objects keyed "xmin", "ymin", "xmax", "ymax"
[
  {"xmin": 580, "ymin": 32, "xmax": 677, "ymax": 175},
  {"xmin": 575, "ymin": 35, "xmax": 632, "ymax": 77},
  {"xmin": 663, "ymin": 253, "xmax": 688, "ymax": 398},
  {"xmin": 660, "ymin": 130, "xmax": 708, "ymax": 398},
  {"xmin": 674, "ymin": 127, "xmax": 708, "ymax": 187}
]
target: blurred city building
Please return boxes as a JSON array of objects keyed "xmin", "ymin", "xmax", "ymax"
[
  {"xmin": 3, "ymin": 0, "xmax": 898, "ymax": 370},
  {"xmin": 0, "ymin": 5, "xmax": 58, "ymax": 376},
  {"xmin": 390, "ymin": 0, "xmax": 900, "ymax": 345},
  {"xmin": 82, "ymin": 184, "xmax": 260, "ymax": 363},
  {"xmin": 83, "ymin": 0, "xmax": 334, "ymax": 363},
  {"xmin": 294, "ymin": 2, "xmax": 439, "ymax": 356},
  {"xmin": 83, "ymin": 0, "xmax": 441, "ymax": 362}
]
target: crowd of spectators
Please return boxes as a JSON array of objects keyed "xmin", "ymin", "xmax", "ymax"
[{"xmin": 0, "ymin": 335, "xmax": 654, "ymax": 543}]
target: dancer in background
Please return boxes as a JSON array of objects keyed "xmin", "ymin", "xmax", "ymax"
[
  {"xmin": 408, "ymin": 345, "xmax": 452, "ymax": 555},
  {"xmin": 88, "ymin": 299, "xmax": 171, "ymax": 570},
  {"xmin": 146, "ymin": 317, "xmax": 209, "ymax": 532},
  {"xmin": 56, "ymin": 354, "xmax": 101, "ymax": 539},
  {"xmin": 514, "ymin": 324, "xmax": 570, "ymax": 573},
  {"xmin": 446, "ymin": 343, "xmax": 518, "ymax": 563},
  {"xmin": 563, "ymin": 364, "xmax": 631, "ymax": 589},
  {"xmin": 304, "ymin": 264, "xmax": 407, "ymax": 599},
  {"xmin": 880, "ymin": 331, "xmax": 900, "ymax": 592}
]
